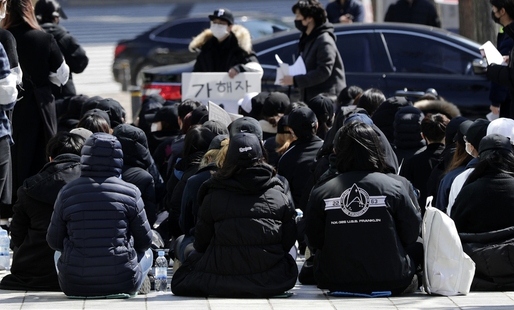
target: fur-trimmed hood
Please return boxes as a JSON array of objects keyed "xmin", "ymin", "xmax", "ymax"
[
  {"xmin": 189, "ymin": 24, "xmax": 253, "ymax": 53},
  {"xmin": 414, "ymin": 99, "xmax": 461, "ymax": 119}
]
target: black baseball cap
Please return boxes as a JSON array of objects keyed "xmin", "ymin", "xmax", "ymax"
[
  {"xmin": 228, "ymin": 117, "xmax": 263, "ymax": 141},
  {"xmin": 208, "ymin": 8, "xmax": 234, "ymax": 25}
]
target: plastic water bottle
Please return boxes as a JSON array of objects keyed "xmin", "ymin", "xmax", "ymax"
[
  {"xmin": 154, "ymin": 250, "xmax": 168, "ymax": 292},
  {"xmin": 0, "ymin": 228, "xmax": 10, "ymax": 271}
]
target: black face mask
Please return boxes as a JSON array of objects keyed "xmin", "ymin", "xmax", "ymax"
[
  {"xmin": 492, "ymin": 11, "xmax": 501, "ymax": 25},
  {"xmin": 295, "ymin": 19, "xmax": 307, "ymax": 33}
]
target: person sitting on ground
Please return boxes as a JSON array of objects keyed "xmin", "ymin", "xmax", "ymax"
[
  {"xmin": 0, "ymin": 132, "xmax": 84, "ymax": 291},
  {"xmin": 305, "ymin": 121, "xmax": 422, "ymax": 295},
  {"xmin": 453, "ymin": 134, "xmax": 514, "ymax": 291},
  {"xmin": 77, "ymin": 108, "xmax": 112, "ymax": 134},
  {"xmin": 113, "ymin": 124, "xmax": 160, "ymax": 227},
  {"xmin": 46, "ymin": 133, "xmax": 153, "ymax": 297},
  {"xmin": 171, "ymin": 132, "xmax": 298, "ymax": 297},
  {"xmin": 400, "ymin": 113, "xmax": 449, "ymax": 212}
]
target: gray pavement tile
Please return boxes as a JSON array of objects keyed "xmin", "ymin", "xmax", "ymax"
[
  {"xmin": 390, "ymin": 295, "xmax": 459, "ymax": 309},
  {"xmin": 449, "ymin": 292, "xmax": 514, "ymax": 307}
]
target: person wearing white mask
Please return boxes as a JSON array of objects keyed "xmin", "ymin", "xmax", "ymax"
[
  {"xmin": 189, "ymin": 8, "xmax": 262, "ymax": 78},
  {"xmin": 446, "ymin": 119, "xmax": 490, "ymax": 215}
]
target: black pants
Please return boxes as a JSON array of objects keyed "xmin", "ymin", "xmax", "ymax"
[{"xmin": 0, "ymin": 136, "xmax": 12, "ymax": 218}]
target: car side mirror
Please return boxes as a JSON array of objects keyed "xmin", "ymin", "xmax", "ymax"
[{"xmin": 472, "ymin": 58, "xmax": 487, "ymax": 75}]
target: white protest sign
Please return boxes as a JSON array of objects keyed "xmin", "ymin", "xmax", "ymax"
[
  {"xmin": 182, "ymin": 72, "xmax": 262, "ymax": 113},
  {"xmin": 208, "ymin": 101, "xmax": 243, "ymax": 128}
]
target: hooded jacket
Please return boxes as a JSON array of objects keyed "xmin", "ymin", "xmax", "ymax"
[
  {"xmin": 113, "ymin": 124, "xmax": 158, "ymax": 226},
  {"xmin": 305, "ymin": 171, "xmax": 421, "ymax": 293},
  {"xmin": 190, "ymin": 25, "xmax": 262, "ymax": 74},
  {"xmin": 293, "ymin": 22, "xmax": 346, "ymax": 102},
  {"xmin": 0, "ymin": 154, "xmax": 81, "ymax": 291},
  {"xmin": 46, "ymin": 133, "xmax": 152, "ymax": 296},
  {"xmin": 393, "ymin": 105, "xmax": 426, "ymax": 164},
  {"xmin": 41, "ymin": 22, "xmax": 88, "ymax": 99},
  {"xmin": 171, "ymin": 164, "xmax": 298, "ymax": 297}
]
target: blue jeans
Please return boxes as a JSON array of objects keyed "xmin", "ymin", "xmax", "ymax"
[{"xmin": 54, "ymin": 248, "xmax": 154, "ymax": 292}]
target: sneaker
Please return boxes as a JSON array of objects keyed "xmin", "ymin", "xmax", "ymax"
[{"xmin": 138, "ymin": 275, "xmax": 151, "ymax": 295}]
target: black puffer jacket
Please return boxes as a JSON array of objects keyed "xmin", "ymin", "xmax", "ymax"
[
  {"xmin": 306, "ymin": 171, "xmax": 421, "ymax": 293},
  {"xmin": 460, "ymin": 227, "xmax": 514, "ymax": 291},
  {"xmin": 171, "ymin": 164, "xmax": 298, "ymax": 297},
  {"xmin": 0, "ymin": 154, "xmax": 81, "ymax": 291},
  {"xmin": 46, "ymin": 133, "xmax": 152, "ymax": 296}
]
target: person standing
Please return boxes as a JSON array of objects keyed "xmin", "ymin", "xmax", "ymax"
[
  {"xmin": 35, "ymin": 0, "xmax": 89, "ymax": 100},
  {"xmin": 281, "ymin": 0, "xmax": 346, "ymax": 102},
  {"xmin": 4, "ymin": 0, "xmax": 69, "ymax": 221},
  {"xmin": 384, "ymin": 0, "xmax": 441, "ymax": 27},
  {"xmin": 486, "ymin": 0, "xmax": 514, "ymax": 119},
  {"xmin": 0, "ymin": 42, "xmax": 18, "ymax": 226},
  {"xmin": 325, "ymin": 0, "xmax": 365, "ymax": 24},
  {"xmin": 189, "ymin": 8, "xmax": 262, "ymax": 78}
]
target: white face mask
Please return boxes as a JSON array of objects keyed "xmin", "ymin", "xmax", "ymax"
[
  {"xmin": 465, "ymin": 142, "xmax": 475, "ymax": 157},
  {"xmin": 210, "ymin": 23, "xmax": 229, "ymax": 40}
]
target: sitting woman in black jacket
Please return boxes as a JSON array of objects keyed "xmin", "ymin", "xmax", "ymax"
[
  {"xmin": 305, "ymin": 121, "xmax": 422, "ymax": 295},
  {"xmin": 451, "ymin": 134, "xmax": 514, "ymax": 291},
  {"xmin": 171, "ymin": 132, "xmax": 298, "ymax": 297}
]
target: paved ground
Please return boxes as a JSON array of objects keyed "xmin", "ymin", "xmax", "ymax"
[{"xmin": 2, "ymin": 257, "xmax": 514, "ymax": 310}]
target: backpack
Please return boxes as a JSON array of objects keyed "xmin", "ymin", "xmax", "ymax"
[{"xmin": 422, "ymin": 205, "xmax": 475, "ymax": 295}]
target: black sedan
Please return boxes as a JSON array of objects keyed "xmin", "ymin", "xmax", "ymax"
[
  {"xmin": 112, "ymin": 13, "xmax": 291, "ymax": 89},
  {"xmin": 142, "ymin": 22, "xmax": 491, "ymax": 117}
]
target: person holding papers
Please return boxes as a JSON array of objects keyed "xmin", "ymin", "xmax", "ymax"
[
  {"xmin": 486, "ymin": 0, "xmax": 514, "ymax": 119},
  {"xmin": 280, "ymin": 0, "xmax": 346, "ymax": 102},
  {"xmin": 189, "ymin": 8, "xmax": 262, "ymax": 78}
]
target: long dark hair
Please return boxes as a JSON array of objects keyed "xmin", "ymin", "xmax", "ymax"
[
  {"xmin": 464, "ymin": 148, "xmax": 514, "ymax": 186},
  {"xmin": 334, "ymin": 122, "xmax": 389, "ymax": 173},
  {"xmin": 445, "ymin": 139, "xmax": 472, "ymax": 173},
  {"xmin": 3, "ymin": 0, "xmax": 41, "ymax": 30},
  {"xmin": 182, "ymin": 125, "xmax": 216, "ymax": 158}
]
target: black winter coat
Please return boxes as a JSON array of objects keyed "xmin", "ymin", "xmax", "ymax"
[
  {"xmin": 41, "ymin": 23, "xmax": 88, "ymax": 99},
  {"xmin": 192, "ymin": 31, "xmax": 258, "ymax": 73},
  {"xmin": 305, "ymin": 171, "xmax": 421, "ymax": 293},
  {"xmin": 0, "ymin": 154, "xmax": 81, "ymax": 291},
  {"xmin": 171, "ymin": 165, "xmax": 298, "ymax": 297},
  {"xmin": 46, "ymin": 133, "xmax": 152, "ymax": 296},
  {"xmin": 460, "ymin": 226, "xmax": 514, "ymax": 291},
  {"xmin": 452, "ymin": 172, "xmax": 514, "ymax": 234},
  {"xmin": 294, "ymin": 22, "xmax": 346, "ymax": 102},
  {"xmin": 487, "ymin": 22, "xmax": 514, "ymax": 119},
  {"xmin": 277, "ymin": 135, "xmax": 323, "ymax": 209},
  {"xmin": 114, "ymin": 124, "xmax": 158, "ymax": 226},
  {"xmin": 384, "ymin": 0, "xmax": 441, "ymax": 27}
]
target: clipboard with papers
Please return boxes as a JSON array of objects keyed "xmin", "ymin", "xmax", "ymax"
[{"xmin": 274, "ymin": 54, "xmax": 306, "ymax": 85}]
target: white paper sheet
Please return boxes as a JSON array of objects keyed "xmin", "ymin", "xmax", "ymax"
[
  {"xmin": 480, "ymin": 41, "xmax": 506, "ymax": 65},
  {"xmin": 274, "ymin": 54, "xmax": 306, "ymax": 85}
]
